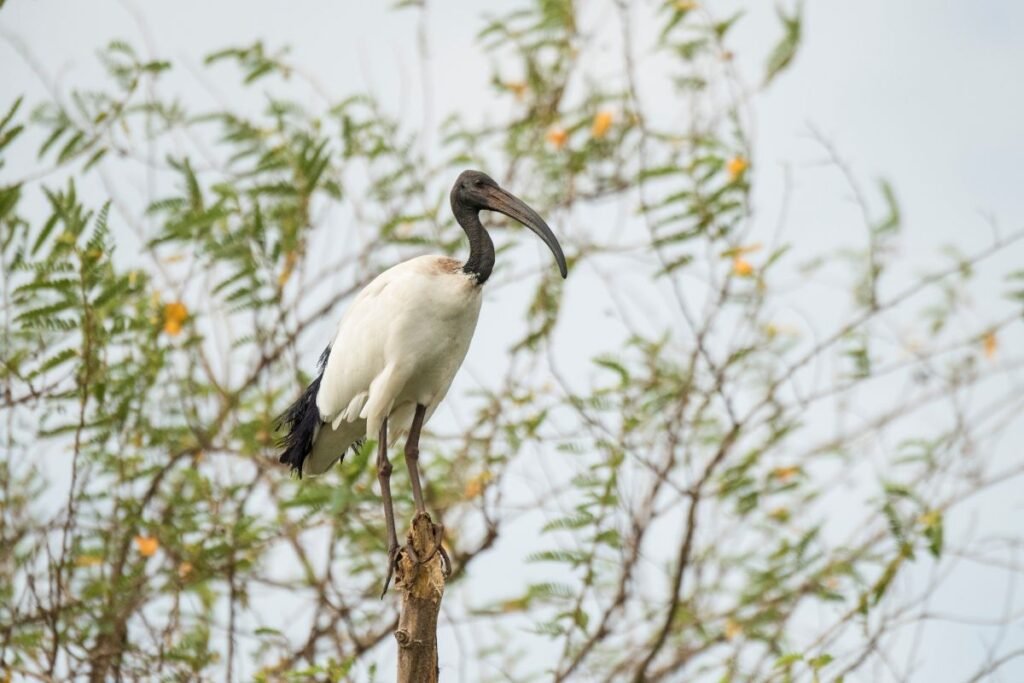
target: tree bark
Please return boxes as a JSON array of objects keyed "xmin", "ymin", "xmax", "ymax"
[{"xmin": 394, "ymin": 512, "xmax": 446, "ymax": 683}]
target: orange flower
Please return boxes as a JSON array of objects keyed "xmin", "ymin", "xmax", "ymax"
[
  {"xmin": 546, "ymin": 126, "xmax": 568, "ymax": 149},
  {"xmin": 463, "ymin": 471, "xmax": 493, "ymax": 499},
  {"xmin": 732, "ymin": 257, "xmax": 754, "ymax": 277},
  {"xmin": 134, "ymin": 535, "xmax": 159, "ymax": 557},
  {"xmin": 178, "ymin": 561, "xmax": 193, "ymax": 579},
  {"xmin": 162, "ymin": 302, "xmax": 188, "ymax": 336},
  {"xmin": 982, "ymin": 331, "xmax": 997, "ymax": 360},
  {"xmin": 591, "ymin": 111, "xmax": 613, "ymax": 139},
  {"xmin": 726, "ymin": 156, "xmax": 749, "ymax": 181},
  {"xmin": 771, "ymin": 465, "xmax": 800, "ymax": 483}
]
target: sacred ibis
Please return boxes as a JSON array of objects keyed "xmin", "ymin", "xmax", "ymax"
[{"xmin": 277, "ymin": 170, "xmax": 567, "ymax": 592}]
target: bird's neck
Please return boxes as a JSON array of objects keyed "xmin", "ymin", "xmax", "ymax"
[{"xmin": 455, "ymin": 205, "xmax": 494, "ymax": 285}]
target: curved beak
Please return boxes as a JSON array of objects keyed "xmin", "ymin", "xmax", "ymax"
[{"xmin": 482, "ymin": 186, "xmax": 568, "ymax": 278}]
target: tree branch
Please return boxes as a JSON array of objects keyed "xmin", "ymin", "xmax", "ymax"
[{"xmin": 394, "ymin": 512, "xmax": 447, "ymax": 683}]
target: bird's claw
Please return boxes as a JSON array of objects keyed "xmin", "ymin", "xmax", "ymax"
[
  {"xmin": 381, "ymin": 541, "xmax": 423, "ymax": 597},
  {"xmin": 432, "ymin": 522, "xmax": 452, "ymax": 578},
  {"xmin": 438, "ymin": 544, "xmax": 452, "ymax": 578},
  {"xmin": 380, "ymin": 544, "xmax": 403, "ymax": 599},
  {"xmin": 380, "ymin": 522, "xmax": 451, "ymax": 597}
]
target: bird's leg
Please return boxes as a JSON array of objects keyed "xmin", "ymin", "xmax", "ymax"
[
  {"xmin": 403, "ymin": 404, "xmax": 450, "ymax": 575},
  {"xmin": 377, "ymin": 417, "xmax": 401, "ymax": 597},
  {"xmin": 404, "ymin": 404, "xmax": 428, "ymax": 515}
]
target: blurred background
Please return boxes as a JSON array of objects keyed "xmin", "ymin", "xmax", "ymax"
[{"xmin": 2, "ymin": 1, "xmax": 1023, "ymax": 681}]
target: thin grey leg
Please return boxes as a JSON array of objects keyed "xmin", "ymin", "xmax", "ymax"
[
  {"xmin": 377, "ymin": 417, "xmax": 400, "ymax": 597},
  {"xmin": 404, "ymin": 404, "xmax": 428, "ymax": 514}
]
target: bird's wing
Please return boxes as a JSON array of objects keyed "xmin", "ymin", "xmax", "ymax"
[
  {"xmin": 314, "ymin": 260, "xmax": 419, "ymax": 427},
  {"xmin": 303, "ymin": 418, "xmax": 364, "ymax": 475}
]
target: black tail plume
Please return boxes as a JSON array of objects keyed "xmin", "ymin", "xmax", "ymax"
[{"xmin": 276, "ymin": 346, "xmax": 330, "ymax": 476}]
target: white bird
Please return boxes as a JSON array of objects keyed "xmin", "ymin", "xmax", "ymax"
[{"xmin": 277, "ymin": 169, "xmax": 567, "ymax": 590}]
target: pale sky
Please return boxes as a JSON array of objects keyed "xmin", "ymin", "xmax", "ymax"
[{"xmin": 2, "ymin": 1, "xmax": 1023, "ymax": 681}]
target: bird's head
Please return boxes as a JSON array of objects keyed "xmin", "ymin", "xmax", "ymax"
[{"xmin": 451, "ymin": 170, "xmax": 568, "ymax": 279}]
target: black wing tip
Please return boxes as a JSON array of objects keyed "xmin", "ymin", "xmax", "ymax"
[
  {"xmin": 317, "ymin": 345, "xmax": 331, "ymax": 371},
  {"xmin": 276, "ymin": 374, "xmax": 322, "ymax": 478},
  {"xmin": 276, "ymin": 345, "xmax": 333, "ymax": 477}
]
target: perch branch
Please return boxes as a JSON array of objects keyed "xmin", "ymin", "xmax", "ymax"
[{"xmin": 394, "ymin": 512, "xmax": 447, "ymax": 683}]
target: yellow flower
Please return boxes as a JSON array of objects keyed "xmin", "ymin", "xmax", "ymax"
[
  {"xmin": 178, "ymin": 561, "xmax": 193, "ymax": 579},
  {"xmin": 726, "ymin": 156, "xmax": 749, "ymax": 181},
  {"xmin": 771, "ymin": 465, "xmax": 800, "ymax": 482},
  {"xmin": 278, "ymin": 251, "xmax": 297, "ymax": 287},
  {"xmin": 918, "ymin": 509, "xmax": 941, "ymax": 527},
  {"xmin": 464, "ymin": 471, "xmax": 493, "ymax": 499},
  {"xmin": 505, "ymin": 81, "xmax": 528, "ymax": 100},
  {"xmin": 162, "ymin": 302, "xmax": 188, "ymax": 337},
  {"xmin": 724, "ymin": 618, "xmax": 741, "ymax": 640},
  {"xmin": 546, "ymin": 126, "xmax": 568, "ymax": 149},
  {"xmin": 732, "ymin": 257, "xmax": 754, "ymax": 277},
  {"xmin": 591, "ymin": 111, "xmax": 613, "ymax": 139},
  {"xmin": 675, "ymin": 0, "xmax": 699, "ymax": 10},
  {"xmin": 134, "ymin": 535, "xmax": 159, "ymax": 557},
  {"xmin": 501, "ymin": 597, "xmax": 529, "ymax": 613},
  {"xmin": 982, "ymin": 331, "xmax": 997, "ymax": 360},
  {"xmin": 76, "ymin": 555, "xmax": 103, "ymax": 567}
]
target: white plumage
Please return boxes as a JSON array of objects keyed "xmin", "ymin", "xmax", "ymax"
[{"xmin": 304, "ymin": 255, "xmax": 482, "ymax": 475}]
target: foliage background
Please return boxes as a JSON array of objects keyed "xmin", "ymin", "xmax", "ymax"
[{"xmin": 2, "ymin": 1, "xmax": 1023, "ymax": 681}]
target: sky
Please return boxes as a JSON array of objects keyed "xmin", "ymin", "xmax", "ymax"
[{"xmin": 2, "ymin": 1, "xmax": 1023, "ymax": 681}]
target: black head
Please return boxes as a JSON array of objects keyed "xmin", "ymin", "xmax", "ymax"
[
  {"xmin": 451, "ymin": 170, "xmax": 502, "ymax": 210},
  {"xmin": 450, "ymin": 169, "xmax": 568, "ymax": 279}
]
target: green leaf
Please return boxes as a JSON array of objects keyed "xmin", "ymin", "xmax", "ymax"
[
  {"xmin": 874, "ymin": 179, "xmax": 901, "ymax": 234},
  {"xmin": 809, "ymin": 653, "xmax": 833, "ymax": 670},
  {"xmin": 764, "ymin": 3, "xmax": 802, "ymax": 84},
  {"xmin": 57, "ymin": 130, "xmax": 87, "ymax": 163},
  {"xmin": 0, "ymin": 95, "xmax": 24, "ymax": 133},
  {"xmin": 922, "ymin": 510, "xmax": 944, "ymax": 558},
  {"xmin": 774, "ymin": 652, "xmax": 803, "ymax": 668}
]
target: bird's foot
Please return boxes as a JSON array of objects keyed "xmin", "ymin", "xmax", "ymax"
[
  {"xmin": 432, "ymin": 521, "xmax": 452, "ymax": 578},
  {"xmin": 380, "ymin": 544, "xmax": 403, "ymax": 599},
  {"xmin": 381, "ymin": 541, "xmax": 422, "ymax": 598},
  {"xmin": 381, "ymin": 516, "xmax": 452, "ymax": 596}
]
